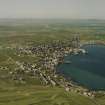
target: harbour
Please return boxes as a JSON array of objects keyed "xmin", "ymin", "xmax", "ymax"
[{"xmin": 57, "ymin": 44, "xmax": 105, "ymax": 90}]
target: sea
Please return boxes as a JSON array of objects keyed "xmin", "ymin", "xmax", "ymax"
[{"xmin": 57, "ymin": 44, "xmax": 105, "ymax": 90}]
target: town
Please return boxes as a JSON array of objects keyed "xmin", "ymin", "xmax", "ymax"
[{"xmin": 5, "ymin": 36, "xmax": 97, "ymax": 98}]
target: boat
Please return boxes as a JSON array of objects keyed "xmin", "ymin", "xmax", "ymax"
[{"xmin": 64, "ymin": 61, "xmax": 72, "ymax": 64}]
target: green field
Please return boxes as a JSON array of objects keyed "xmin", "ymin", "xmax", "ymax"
[{"xmin": 0, "ymin": 19, "xmax": 105, "ymax": 105}]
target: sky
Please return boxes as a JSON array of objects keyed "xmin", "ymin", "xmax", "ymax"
[{"xmin": 0, "ymin": 0, "xmax": 105, "ymax": 19}]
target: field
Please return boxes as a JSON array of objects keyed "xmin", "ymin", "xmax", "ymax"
[{"xmin": 0, "ymin": 19, "xmax": 105, "ymax": 105}]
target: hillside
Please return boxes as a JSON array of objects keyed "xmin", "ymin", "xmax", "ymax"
[{"xmin": 0, "ymin": 80, "xmax": 104, "ymax": 105}]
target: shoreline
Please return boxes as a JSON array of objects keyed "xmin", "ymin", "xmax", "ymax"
[{"xmin": 9, "ymin": 40, "xmax": 105, "ymax": 98}]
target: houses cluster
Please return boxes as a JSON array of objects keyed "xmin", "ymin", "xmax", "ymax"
[{"xmin": 12, "ymin": 41, "xmax": 73, "ymax": 85}]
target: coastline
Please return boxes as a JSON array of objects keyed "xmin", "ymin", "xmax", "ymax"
[{"xmin": 9, "ymin": 40, "xmax": 105, "ymax": 98}]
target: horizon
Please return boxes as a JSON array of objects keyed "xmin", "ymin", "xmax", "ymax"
[{"xmin": 0, "ymin": 18, "xmax": 105, "ymax": 20}]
